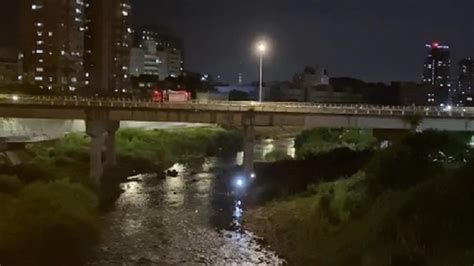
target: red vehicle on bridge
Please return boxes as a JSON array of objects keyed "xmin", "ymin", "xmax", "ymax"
[{"xmin": 152, "ymin": 88, "xmax": 191, "ymax": 103}]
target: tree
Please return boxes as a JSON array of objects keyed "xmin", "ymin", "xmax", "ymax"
[{"xmin": 366, "ymin": 131, "xmax": 471, "ymax": 193}]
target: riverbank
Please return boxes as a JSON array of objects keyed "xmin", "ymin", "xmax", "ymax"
[
  {"xmin": 0, "ymin": 126, "xmax": 242, "ymax": 265},
  {"xmin": 244, "ymin": 131, "xmax": 474, "ymax": 265}
]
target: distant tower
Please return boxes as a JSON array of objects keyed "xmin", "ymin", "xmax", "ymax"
[
  {"xmin": 422, "ymin": 42, "xmax": 452, "ymax": 105},
  {"xmin": 238, "ymin": 72, "xmax": 243, "ymax": 85}
]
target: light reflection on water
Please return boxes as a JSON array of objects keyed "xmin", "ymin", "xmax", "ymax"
[
  {"xmin": 232, "ymin": 200, "xmax": 244, "ymax": 229},
  {"xmin": 237, "ymin": 138, "xmax": 295, "ymax": 166},
  {"xmin": 89, "ymin": 141, "xmax": 287, "ymax": 265},
  {"xmin": 117, "ymin": 175, "xmax": 147, "ymax": 236},
  {"xmin": 256, "ymin": 138, "xmax": 295, "ymax": 161},
  {"xmin": 164, "ymin": 172, "xmax": 186, "ymax": 207}
]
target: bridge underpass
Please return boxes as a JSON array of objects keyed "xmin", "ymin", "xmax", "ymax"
[
  {"xmin": 0, "ymin": 117, "xmax": 213, "ymax": 179},
  {"xmin": 0, "ymin": 118, "xmax": 211, "ymax": 143},
  {"xmin": 2, "ymin": 97, "xmax": 474, "ymax": 183}
]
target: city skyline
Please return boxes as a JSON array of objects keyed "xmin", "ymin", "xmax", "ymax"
[{"xmin": 1, "ymin": 0, "xmax": 474, "ymax": 84}]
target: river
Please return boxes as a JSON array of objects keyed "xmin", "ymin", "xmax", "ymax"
[{"xmin": 87, "ymin": 138, "xmax": 294, "ymax": 265}]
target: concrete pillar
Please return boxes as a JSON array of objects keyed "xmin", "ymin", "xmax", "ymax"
[
  {"xmin": 86, "ymin": 120, "xmax": 107, "ymax": 183},
  {"xmin": 89, "ymin": 134, "xmax": 105, "ymax": 182},
  {"xmin": 104, "ymin": 121, "xmax": 120, "ymax": 168}
]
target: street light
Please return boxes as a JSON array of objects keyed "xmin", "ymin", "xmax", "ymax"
[{"xmin": 256, "ymin": 41, "xmax": 267, "ymax": 102}]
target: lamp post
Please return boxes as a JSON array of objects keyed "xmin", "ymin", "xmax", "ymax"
[{"xmin": 257, "ymin": 42, "xmax": 267, "ymax": 102}]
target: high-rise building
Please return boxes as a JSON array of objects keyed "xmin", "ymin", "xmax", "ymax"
[
  {"xmin": 131, "ymin": 26, "xmax": 184, "ymax": 80},
  {"xmin": 84, "ymin": 0, "xmax": 132, "ymax": 94},
  {"xmin": 454, "ymin": 58, "xmax": 474, "ymax": 106},
  {"xmin": 457, "ymin": 58, "xmax": 474, "ymax": 94},
  {"xmin": 19, "ymin": 0, "xmax": 85, "ymax": 91},
  {"xmin": 422, "ymin": 43, "xmax": 452, "ymax": 104}
]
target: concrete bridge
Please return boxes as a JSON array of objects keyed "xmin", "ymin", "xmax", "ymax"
[
  {"xmin": 1, "ymin": 96, "xmax": 474, "ymax": 130},
  {"xmin": 1, "ymin": 95, "xmax": 474, "ymax": 182}
]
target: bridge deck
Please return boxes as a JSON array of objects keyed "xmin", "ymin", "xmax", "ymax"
[
  {"xmin": 1, "ymin": 96, "xmax": 474, "ymax": 131},
  {"xmin": 0, "ymin": 96, "xmax": 471, "ymax": 118}
]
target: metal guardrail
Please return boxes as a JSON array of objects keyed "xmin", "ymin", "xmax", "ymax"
[{"xmin": 0, "ymin": 95, "xmax": 473, "ymax": 118}]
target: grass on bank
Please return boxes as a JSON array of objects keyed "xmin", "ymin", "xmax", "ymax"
[
  {"xmin": 0, "ymin": 126, "xmax": 242, "ymax": 264},
  {"xmin": 295, "ymin": 128, "xmax": 376, "ymax": 159},
  {"xmin": 245, "ymin": 131, "xmax": 474, "ymax": 266},
  {"xmin": 17, "ymin": 126, "xmax": 241, "ymax": 184},
  {"xmin": 0, "ymin": 176, "xmax": 99, "ymax": 265},
  {"xmin": 246, "ymin": 168, "xmax": 474, "ymax": 266}
]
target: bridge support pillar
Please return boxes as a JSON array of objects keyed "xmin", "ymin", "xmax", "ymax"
[
  {"xmin": 86, "ymin": 120, "xmax": 121, "ymax": 183},
  {"xmin": 243, "ymin": 116, "xmax": 255, "ymax": 178},
  {"xmin": 86, "ymin": 120, "xmax": 107, "ymax": 183},
  {"xmin": 105, "ymin": 121, "xmax": 120, "ymax": 168},
  {"xmin": 90, "ymin": 134, "xmax": 105, "ymax": 182}
]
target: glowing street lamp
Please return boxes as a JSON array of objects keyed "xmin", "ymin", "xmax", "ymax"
[{"xmin": 256, "ymin": 41, "xmax": 267, "ymax": 102}]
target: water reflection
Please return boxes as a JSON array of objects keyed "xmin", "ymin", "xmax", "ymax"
[
  {"xmin": 117, "ymin": 175, "xmax": 147, "ymax": 236},
  {"xmin": 164, "ymin": 164, "xmax": 186, "ymax": 207},
  {"xmin": 236, "ymin": 151, "xmax": 244, "ymax": 166},
  {"xmin": 255, "ymin": 138, "xmax": 295, "ymax": 161},
  {"xmin": 232, "ymin": 200, "xmax": 244, "ymax": 230},
  {"xmin": 89, "ymin": 141, "xmax": 286, "ymax": 265},
  {"xmin": 164, "ymin": 176, "xmax": 185, "ymax": 207}
]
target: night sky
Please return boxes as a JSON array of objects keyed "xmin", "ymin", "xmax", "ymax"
[{"xmin": 2, "ymin": 0, "xmax": 474, "ymax": 84}]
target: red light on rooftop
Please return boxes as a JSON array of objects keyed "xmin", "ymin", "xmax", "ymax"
[{"xmin": 433, "ymin": 42, "xmax": 440, "ymax": 48}]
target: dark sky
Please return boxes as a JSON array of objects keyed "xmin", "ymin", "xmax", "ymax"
[{"xmin": 2, "ymin": 0, "xmax": 474, "ymax": 83}]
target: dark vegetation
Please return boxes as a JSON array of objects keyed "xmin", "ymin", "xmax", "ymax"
[
  {"xmin": 295, "ymin": 128, "xmax": 376, "ymax": 159},
  {"xmin": 264, "ymin": 150, "xmax": 293, "ymax": 162},
  {"xmin": 253, "ymin": 148, "xmax": 373, "ymax": 202},
  {"xmin": 0, "ymin": 127, "xmax": 242, "ymax": 265},
  {"xmin": 0, "ymin": 177, "xmax": 99, "ymax": 265},
  {"xmin": 245, "ymin": 129, "xmax": 474, "ymax": 265},
  {"xmin": 249, "ymin": 128, "xmax": 376, "ymax": 202}
]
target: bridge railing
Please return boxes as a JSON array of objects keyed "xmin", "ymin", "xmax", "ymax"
[{"xmin": 1, "ymin": 95, "xmax": 473, "ymax": 118}]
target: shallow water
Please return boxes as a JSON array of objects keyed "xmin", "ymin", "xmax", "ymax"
[{"xmin": 87, "ymin": 155, "xmax": 285, "ymax": 265}]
